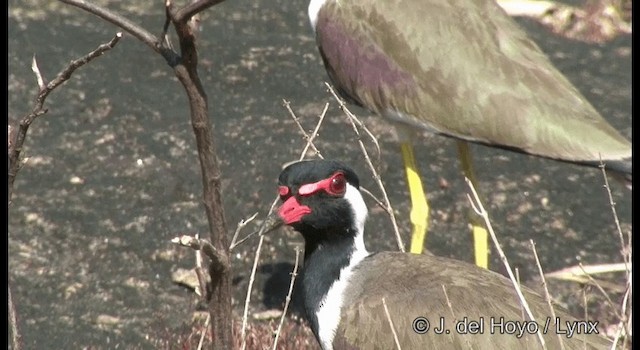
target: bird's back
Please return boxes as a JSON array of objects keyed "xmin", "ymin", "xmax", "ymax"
[
  {"xmin": 314, "ymin": 0, "xmax": 631, "ymax": 172},
  {"xmin": 334, "ymin": 252, "xmax": 611, "ymax": 349}
]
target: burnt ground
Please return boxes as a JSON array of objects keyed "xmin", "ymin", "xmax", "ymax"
[{"xmin": 8, "ymin": 0, "xmax": 631, "ymax": 348}]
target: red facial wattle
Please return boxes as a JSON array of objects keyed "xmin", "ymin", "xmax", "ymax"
[
  {"xmin": 298, "ymin": 172, "xmax": 346, "ymax": 196},
  {"xmin": 278, "ymin": 186, "xmax": 289, "ymax": 197},
  {"xmin": 277, "ymin": 172, "xmax": 346, "ymax": 224},
  {"xmin": 278, "ymin": 196, "xmax": 312, "ymax": 224}
]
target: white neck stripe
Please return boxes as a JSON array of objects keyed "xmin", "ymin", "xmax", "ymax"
[
  {"xmin": 315, "ymin": 183, "xmax": 369, "ymax": 350},
  {"xmin": 308, "ymin": 0, "xmax": 329, "ymax": 31}
]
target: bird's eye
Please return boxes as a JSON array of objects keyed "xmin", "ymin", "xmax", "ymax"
[
  {"xmin": 328, "ymin": 173, "xmax": 346, "ymax": 196},
  {"xmin": 278, "ymin": 186, "xmax": 290, "ymax": 200}
]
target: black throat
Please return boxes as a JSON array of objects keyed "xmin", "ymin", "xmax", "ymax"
[{"xmin": 298, "ymin": 225, "xmax": 360, "ymax": 339}]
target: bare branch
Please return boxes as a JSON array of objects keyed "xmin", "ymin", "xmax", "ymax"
[
  {"xmin": 324, "ymin": 83, "xmax": 381, "ymax": 163},
  {"xmin": 45, "ymin": 34, "xmax": 123, "ymax": 96},
  {"xmin": 174, "ymin": 0, "xmax": 226, "ymax": 24},
  {"xmin": 172, "ymin": 235, "xmax": 230, "ymax": 273},
  {"xmin": 9, "ymin": 32, "xmax": 122, "ymax": 205},
  {"xmin": 56, "ymin": 0, "xmax": 181, "ymax": 63},
  {"xmin": 44, "ymin": 1, "xmax": 234, "ymax": 347}
]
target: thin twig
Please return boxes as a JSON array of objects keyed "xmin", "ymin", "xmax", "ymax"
[
  {"xmin": 272, "ymin": 248, "xmax": 301, "ymax": 350},
  {"xmin": 9, "ymin": 33, "xmax": 122, "ymax": 204},
  {"xmin": 442, "ymin": 285, "xmax": 472, "ymax": 348},
  {"xmin": 239, "ymin": 241, "xmax": 261, "ymax": 350},
  {"xmin": 530, "ymin": 240, "xmax": 565, "ymax": 350},
  {"xmin": 442, "ymin": 285, "xmax": 456, "ymax": 319},
  {"xmin": 324, "ymin": 83, "xmax": 381, "ymax": 162},
  {"xmin": 196, "ymin": 313, "xmax": 210, "ymax": 350},
  {"xmin": 240, "ymin": 198, "xmax": 279, "ymax": 350},
  {"xmin": 8, "ymin": 284, "xmax": 22, "ymax": 350},
  {"xmin": 576, "ymin": 264, "xmax": 621, "ymax": 319},
  {"xmin": 360, "ymin": 186, "xmax": 391, "ymax": 214},
  {"xmin": 283, "ymin": 99, "xmax": 325, "ymax": 159},
  {"xmin": 290, "ymin": 100, "xmax": 328, "ymax": 159},
  {"xmin": 598, "ymin": 159, "xmax": 632, "ymax": 348},
  {"xmin": 464, "ymin": 177, "xmax": 546, "ymax": 349},
  {"xmin": 598, "ymin": 162, "xmax": 629, "ymax": 274},
  {"xmin": 229, "ymin": 228, "xmax": 261, "ymax": 251},
  {"xmin": 325, "ymin": 83, "xmax": 405, "ymax": 252},
  {"xmin": 515, "ymin": 267, "xmax": 526, "ymax": 321},
  {"xmin": 229, "ymin": 212, "xmax": 259, "ymax": 250},
  {"xmin": 611, "ymin": 282, "xmax": 631, "ymax": 349},
  {"xmin": 381, "ymin": 298, "xmax": 402, "ymax": 350},
  {"xmin": 582, "ymin": 289, "xmax": 589, "ymax": 348}
]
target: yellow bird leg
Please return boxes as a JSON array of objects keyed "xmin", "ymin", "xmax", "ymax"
[
  {"xmin": 457, "ymin": 141, "xmax": 489, "ymax": 269},
  {"xmin": 400, "ymin": 143, "xmax": 429, "ymax": 254}
]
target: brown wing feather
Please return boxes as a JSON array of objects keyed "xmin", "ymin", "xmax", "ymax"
[
  {"xmin": 315, "ymin": 0, "xmax": 630, "ymax": 165},
  {"xmin": 334, "ymin": 252, "xmax": 611, "ymax": 349}
]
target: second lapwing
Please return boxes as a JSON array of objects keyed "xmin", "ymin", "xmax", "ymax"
[{"xmin": 306, "ymin": 0, "xmax": 632, "ymax": 267}]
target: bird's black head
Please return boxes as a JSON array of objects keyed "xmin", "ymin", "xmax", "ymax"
[{"xmin": 275, "ymin": 160, "xmax": 367, "ymax": 248}]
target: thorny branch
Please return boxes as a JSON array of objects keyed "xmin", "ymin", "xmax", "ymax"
[{"xmin": 8, "ymin": 33, "xmax": 122, "ymax": 205}]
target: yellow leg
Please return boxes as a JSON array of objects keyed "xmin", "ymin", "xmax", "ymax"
[
  {"xmin": 456, "ymin": 141, "xmax": 489, "ymax": 269},
  {"xmin": 400, "ymin": 143, "xmax": 430, "ymax": 254}
]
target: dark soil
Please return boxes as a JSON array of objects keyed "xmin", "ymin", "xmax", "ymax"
[{"xmin": 8, "ymin": 0, "xmax": 631, "ymax": 348}]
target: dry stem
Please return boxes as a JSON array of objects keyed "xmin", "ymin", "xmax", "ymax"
[
  {"xmin": 272, "ymin": 248, "xmax": 301, "ymax": 350},
  {"xmin": 465, "ymin": 177, "xmax": 546, "ymax": 349},
  {"xmin": 324, "ymin": 83, "xmax": 405, "ymax": 252},
  {"xmin": 530, "ymin": 240, "xmax": 565, "ymax": 350}
]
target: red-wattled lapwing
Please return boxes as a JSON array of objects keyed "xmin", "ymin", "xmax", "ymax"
[
  {"xmin": 306, "ymin": 0, "xmax": 632, "ymax": 268},
  {"xmin": 265, "ymin": 159, "xmax": 612, "ymax": 349}
]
